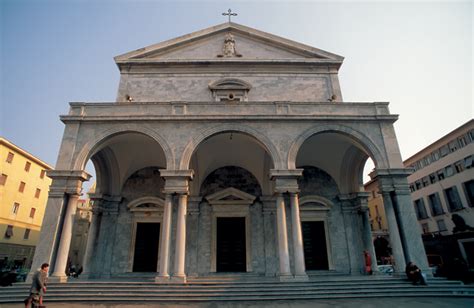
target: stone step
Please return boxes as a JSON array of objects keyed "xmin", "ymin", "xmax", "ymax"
[{"xmin": 1, "ymin": 278, "xmax": 471, "ymax": 304}]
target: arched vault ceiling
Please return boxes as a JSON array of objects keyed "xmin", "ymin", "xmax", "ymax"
[
  {"xmin": 90, "ymin": 133, "xmax": 166, "ymax": 190},
  {"xmin": 296, "ymin": 132, "xmax": 370, "ymax": 188},
  {"xmin": 190, "ymin": 132, "xmax": 273, "ymax": 195}
]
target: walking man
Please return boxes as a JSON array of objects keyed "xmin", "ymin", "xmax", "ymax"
[{"xmin": 25, "ymin": 263, "xmax": 48, "ymax": 307}]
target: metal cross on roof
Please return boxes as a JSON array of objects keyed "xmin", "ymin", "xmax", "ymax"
[{"xmin": 222, "ymin": 9, "xmax": 237, "ymax": 22}]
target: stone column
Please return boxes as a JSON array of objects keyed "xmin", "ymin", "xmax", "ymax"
[
  {"xmin": 392, "ymin": 188, "xmax": 429, "ymax": 271},
  {"xmin": 381, "ymin": 191, "xmax": 406, "ymax": 273},
  {"xmin": 99, "ymin": 203, "xmax": 120, "ymax": 278},
  {"xmin": 357, "ymin": 194, "xmax": 378, "ymax": 273},
  {"xmin": 27, "ymin": 170, "xmax": 90, "ymax": 283},
  {"xmin": 270, "ymin": 169, "xmax": 303, "ymax": 280},
  {"xmin": 157, "ymin": 194, "xmax": 173, "ymax": 280},
  {"xmin": 173, "ymin": 194, "xmax": 188, "ymax": 280},
  {"xmin": 340, "ymin": 197, "xmax": 363, "ymax": 274},
  {"xmin": 81, "ymin": 204, "xmax": 102, "ymax": 279},
  {"xmin": 289, "ymin": 193, "xmax": 307, "ymax": 278},
  {"xmin": 159, "ymin": 169, "xmax": 193, "ymax": 283},
  {"xmin": 276, "ymin": 193, "xmax": 291, "ymax": 277},
  {"xmin": 51, "ymin": 193, "xmax": 80, "ymax": 281}
]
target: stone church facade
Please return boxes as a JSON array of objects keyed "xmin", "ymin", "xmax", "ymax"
[{"xmin": 30, "ymin": 22, "xmax": 428, "ymax": 282}]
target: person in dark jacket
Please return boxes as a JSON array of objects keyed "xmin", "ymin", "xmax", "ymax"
[
  {"xmin": 405, "ymin": 261, "xmax": 427, "ymax": 285},
  {"xmin": 24, "ymin": 263, "xmax": 48, "ymax": 307}
]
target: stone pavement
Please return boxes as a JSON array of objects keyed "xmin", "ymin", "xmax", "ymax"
[{"xmin": 1, "ymin": 297, "xmax": 474, "ymax": 308}]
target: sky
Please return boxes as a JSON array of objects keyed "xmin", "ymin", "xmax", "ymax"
[{"xmin": 1, "ymin": 0, "xmax": 472, "ymax": 186}]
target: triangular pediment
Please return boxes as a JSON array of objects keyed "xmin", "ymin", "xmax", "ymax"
[
  {"xmin": 115, "ymin": 22, "xmax": 343, "ymax": 63},
  {"xmin": 205, "ymin": 187, "xmax": 256, "ymax": 205},
  {"xmin": 127, "ymin": 196, "xmax": 164, "ymax": 212}
]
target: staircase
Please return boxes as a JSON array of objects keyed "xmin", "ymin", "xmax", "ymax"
[{"xmin": 0, "ymin": 276, "xmax": 472, "ymax": 305}]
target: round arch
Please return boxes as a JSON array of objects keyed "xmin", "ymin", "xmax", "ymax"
[
  {"xmin": 73, "ymin": 124, "xmax": 174, "ymax": 171},
  {"xmin": 179, "ymin": 123, "xmax": 283, "ymax": 170},
  {"xmin": 288, "ymin": 124, "xmax": 387, "ymax": 170}
]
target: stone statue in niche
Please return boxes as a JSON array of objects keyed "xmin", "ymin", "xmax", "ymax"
[{"xmin": 217, "ymin": 33, "xmax": 242, "ymax": 58}]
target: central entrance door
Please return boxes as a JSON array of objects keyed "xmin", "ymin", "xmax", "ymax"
[
  {"xmin": 302, "ymin": 221, "xmax": 329, "ymax": 270},
  {"xmin": 133, "ymin": 222, "xmax": 160, "ymax": 272},
  {"xmin": 216, "ymin": 217, "xmax": 246, "ymax": 272}
]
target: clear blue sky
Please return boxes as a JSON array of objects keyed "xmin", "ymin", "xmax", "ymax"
[{"xmin": 1, "ymin": 1, "xmax": 472, "ymax": 178}]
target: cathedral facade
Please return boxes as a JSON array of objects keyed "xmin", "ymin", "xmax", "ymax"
[{"xmin": 30, "ymin": 22, "xmax": 428, "ymax": 282}]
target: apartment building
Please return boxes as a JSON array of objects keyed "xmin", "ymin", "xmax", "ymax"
[{"xmin": 0, "ymin": 137, "xmax": 52, "ymax": 269}]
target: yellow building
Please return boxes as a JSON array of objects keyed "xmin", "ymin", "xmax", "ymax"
[
  {"xmin": 364, "ymin": 177, "xmax": 391, "ymax": 264},
  {"xmin": 0, "ymin": 137, "xmax": 52, "ymax": 269}
]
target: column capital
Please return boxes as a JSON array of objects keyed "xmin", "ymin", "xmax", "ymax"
[
  {"xmin": 47, "ymin": 170, "xmax": 91, "ymax": 196},
  {"xmin": 270, "ymin": 169, "xmax": 303, "ymax": 194},
  {"xmin": 160, "ymin": 169, "xmax": 193, "ymax": 194}
]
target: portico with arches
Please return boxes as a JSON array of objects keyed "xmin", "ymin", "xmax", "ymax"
[{"xmin": 29, "ymin": 21, "xmax": 428, "ymax": 283}]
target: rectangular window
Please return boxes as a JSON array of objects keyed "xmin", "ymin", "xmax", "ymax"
[
  {"xmin": 465, "ymin": 156, "xmax": 473, "ymax": 169},
  {"xmin": 415, "ymin": 180, "xmax": 422, "ymax": 190},
  {"xmin": 469, "ymin": 129, "xmax": 474, "ymax": 142},
  {"xmin": 24, "ymin": 161, "xmax": 31, "ymax": 172},
  {"xmin": 414, "ymin": 198, "xmax": 428, "ymax": 220},
  {"xmin": 409, "ymin": 184, "xmax": 415, "ymax": 192},
  {"xmin": 437, "ymin": 170, "xmax": 445, "ymax": 181},
  {"xmin": 464, "ymin": 180, "xmax": 474, "ymax": 207},
  {"xmin": 416, "ymin": 161, "xmax": 423, "ymax": 169},
  {"xmin": 429, "ymin": 173, "xmax": 437, "ymax": 184},
  {"xmin": 448, "ymin": 140, "xmax": 458, "ymax": 152},
  {"xmin": 23, "ymin": 229, "xmax": 30, "ymax": 240},
  {"xmin": 440, "ymin": 145, "xmax": 449, "ymax": 157},
  {"xmin": 437, "ymin": 219, "xmax": 447, "ymax": 232},
  {"xmin": 19, "ymin": 181, "xmax": 26, "ymax": 193},
  {"xmin": 422, "ymin": 223, "xmax": 429, "ymax": 234},
  {"xmin": 0, "ymin": 174, "xmax": 7, "ymax": 186},
  {"xmin": 458, "ymin": 135, "xmax": 468, "ymax": 148},
  {"xmin": 455, "ymin": 161, "xmax": 465, "ymax": 173},
  {"xmin": 35, "ymin": 188, "xmax": 41, "ymax": 198},
  {"xmin": 6, "ymin": 152, "xmax": 14, "ymax": 163},
  {"xmin": 428, "ymin": 193, "xmax": 444, "ymax": 216},
  {"xmin": 422, "ymin": 176, "xmax": 429, "ymax": 187},
  {"xmin": 432, "ymin": 150, "xmax": 440, "ymax": 162},
  {"xmin": 40, "ymin": 170, "xmax": 46, "ymax": 179},
  {"xmin": 12, "ymin": 202, "xmax": 20, "ymax": 214},
  {"xmin": 445, "ymin": 186, "xmax": 463, "ymax": 211},
  {"xmin": 29, "ymin": 207, "xmax": 36, "ymax": 219},
  {"xmin": 4, "ymin": 225, "xmax": 13, "ymax": 238},
  {"xmin": 445, "ymin": 165, "xmax": 454, "ymax": 177}
]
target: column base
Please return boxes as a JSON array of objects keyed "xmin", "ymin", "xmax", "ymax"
[
  {"xmin": 155, "ymin": 275, "xmax": 170, "ymax": 283},
  {"xmin": 278, "ymin": 274, "xmax": 293, "ymax": 282},
  {"xmin": 49, "ymin": 275, "xmax": 69, "ymax": 283},
  {"xmin": 293, "ymin": 274, "xmax": 309, "ymax": 281},
  {"xmin": 169, "ymin": 275, "xmax": 187, "ymax": 283}
]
